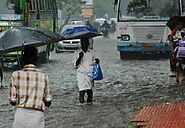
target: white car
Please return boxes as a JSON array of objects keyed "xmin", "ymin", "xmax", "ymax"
[
  {"xmin": 55, "ymin": 24, "xmax": 93, "ymax": 53},
  {"xmin": 68, "ymin": 20, "xmax": 85, "ymax": 25}
]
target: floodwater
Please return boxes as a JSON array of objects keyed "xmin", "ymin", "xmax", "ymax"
[{"xmin": 1, "ymin": 35, "xmax": 185, "ymax": 128}]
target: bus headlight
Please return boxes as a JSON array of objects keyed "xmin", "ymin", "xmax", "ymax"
[{"xmin": 117, "ymin": 34, "xmax": 130, "ymax": 41}]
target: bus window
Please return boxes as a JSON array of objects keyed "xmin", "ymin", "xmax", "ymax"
[{"xmin": 119, "ymin": 0, "xmax": 181, "ymax": 21}]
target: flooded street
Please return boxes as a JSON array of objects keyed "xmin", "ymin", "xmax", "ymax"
[{"xmin": 1, "ymin": 35, "xmax": 185, "ymax": 128}]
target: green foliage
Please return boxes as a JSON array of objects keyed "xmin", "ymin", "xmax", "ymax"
[
  {"xmin": 93, "ymin": 0, "xmax": 116, "ymax": 18},
  {"xmin": 56, "ymin": 0, "xmax": 81, "ymax": 26},
  {"xmin": 56, "ymin": 0, "xmax": 116, "ymax": 20}
]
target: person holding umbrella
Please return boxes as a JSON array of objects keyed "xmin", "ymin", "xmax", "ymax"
[
  {"xmin": 74, "ymin": 37, "xmax": 95, "ymax": 105},
  {"xmin": 60, "ymin": 25, "xmax": 101, "ymax": 104},
  {"xmin": 9, "ymin": 46, "xmax": 52, "ymax": 128}
]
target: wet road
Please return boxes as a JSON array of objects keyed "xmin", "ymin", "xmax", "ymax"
[{"xmin": 1, "ymin": 35, "xmax": 185, "ymax": 128}]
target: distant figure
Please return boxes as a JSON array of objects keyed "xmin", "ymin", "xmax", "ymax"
[
  {"xmin": 173, "ymin": 32, "xmax": 185, "ymax": 57},
  {"xmin": 86, "ymin": 20, "xmax": 93, "ymax": 27},
  {"xmin": 109, "ymin": 20, "xmax": 116, "ymax": 33},
  {"xmin": 101, "ymin": 20, "xmax": 110, "ymax": 37},
  {"xmin": 73, "ymin": 37, "xmax": 95, "ymax": 105},
  {"xmin": 9, "ymin": 46, "xmax": 52, "ymax": 128},
  {"xmin": 101, "ymin": 20, "xmax": 110, "ymax": 30},
  {"xmin": 172, "ymin": 32, "xmax": 185, "ymax": 82}
]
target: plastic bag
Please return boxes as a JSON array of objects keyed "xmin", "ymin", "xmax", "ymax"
[{"xmin": 92, "ymin": 64, "xmax": 103, "ymax": 80}]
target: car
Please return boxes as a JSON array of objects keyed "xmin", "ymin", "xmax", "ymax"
[
  {"xmin": 55, "ymin": 24, "xmax": 93, "ymax": 53},
  {"xmin": 68, "ymin": 20, "xmax": 85, "ymax": 25},
  {"xmin": 95, "ymin": 18, "xmax": 106, "ymax": 25}
]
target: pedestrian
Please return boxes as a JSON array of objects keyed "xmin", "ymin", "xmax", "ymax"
[
  {"xmin": 101, "ymin": 20, "xmax": 110, "ymax": 29},
  {"xmin": 73, "ymin": 37, "xmax": 95, "ymax": 105},
  {"xmin": 86, "ymin": 20, "xmax": 93, "ymax": 27},
  {"xmin": 169, "ymin": 22, "xmax": 184, "ymax": 77},
  {"xmin": 109, "ymin": 20, "xmax": 117, "ymax": 33},
  {"xmin": 9, "ymin": 46, "xmax": 52, "ymax": 128}
]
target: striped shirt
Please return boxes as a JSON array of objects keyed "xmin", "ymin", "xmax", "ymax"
[{"xmin": 9, "ymin": 64, "xmax": 52, "ymax": 111}]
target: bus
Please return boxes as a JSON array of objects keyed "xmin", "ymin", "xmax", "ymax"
[
  {"xmin": 0, "ymin": 0, "xmax": 58, "ymax": 66},
  {"xmin": 114, "ymin": 0, "xmax": 183, "ymax": 59}
]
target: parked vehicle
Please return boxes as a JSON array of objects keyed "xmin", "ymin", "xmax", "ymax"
[
  {"xmin": 68, "ymin": 20, "xmax": 85, "ymax": 25},
  {"xmin": 113, "ymin": 0, "xmax": 182, "ymax": 59},
  {"xmin": 95, "ymin": 18, "xmax": 106, "ymax": 26}
]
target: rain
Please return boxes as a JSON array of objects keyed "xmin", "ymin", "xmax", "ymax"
[{"xmin": 0, "ymin": 0, "xmax": 185, "ymax": 128}]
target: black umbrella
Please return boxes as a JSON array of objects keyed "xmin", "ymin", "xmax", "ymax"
[
  {"xmin": 28, "ymin": 27, "xmax": 63, "ymax": 42},
  {"xmin": 0, "ymin": 27, "xmax": 63, "ymax": 54},
  {"xmin": 166, "ymin": 16, "xmax": 185, "ymax": 30}
]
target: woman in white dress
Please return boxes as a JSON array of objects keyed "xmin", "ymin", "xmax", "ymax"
[{"xmin": 74, "ymin": 37, "xmax": 95, "ymax": 104}]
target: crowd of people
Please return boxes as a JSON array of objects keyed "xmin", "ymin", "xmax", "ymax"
[
  {"xmin": 86, "ymin": 20, "xmax": 117, "ymax": 35},
  {"xmin": 169, "ymin": 21, "xmax": 185, "ymax": 82}
]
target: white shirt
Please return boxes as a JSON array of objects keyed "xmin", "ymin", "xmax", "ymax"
[{"xmin": 73, "ymin": 49, "xmax": 95, "ymax": 91}]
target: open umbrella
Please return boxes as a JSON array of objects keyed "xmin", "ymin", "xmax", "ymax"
[
  {"xmin": 166, "ymin": 16, "xmax": 185, "ymax": 30},
  {"xmin": 0, "ymin": 27, "xmax": 63, "ymax": 54},
  {"xmin": 60, "ymin": 25, "xmax": 102, "ymax": 39},
  {"xmin": 28, "ymin": 27, "xmax": 63, "ymax": 42}
]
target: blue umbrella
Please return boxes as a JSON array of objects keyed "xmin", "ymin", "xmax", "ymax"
[{"xmin": 60, "ymin": 26, "xmax": 102, "ymax": 39}]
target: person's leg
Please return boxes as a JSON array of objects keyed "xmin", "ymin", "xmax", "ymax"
[
  {"xmin": 169, "ymin": 54, "xmax": 176, "ymax": 77},
  {"xmin": 86, "ymin": 89, "xmax": 93, "ymax": 103},
  {"xmin": 79, "ymin": 90, "xmax": 85, "ymax": 103}
]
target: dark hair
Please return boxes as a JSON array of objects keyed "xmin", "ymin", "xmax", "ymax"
[
  {"xmin": 22, "ymin": 46, "xmax": 38, "ymax": 66},
  {"xmin": 81, "ymin": 37, "xmax": 89, "ymax": 45},
  {"xmin": 95, "ymin": 58, "xmax": 100, "ymax": 64},
  {"xmin": 80, "ymin": 37, "xmax": 89, "ymax": 52},
  {"xmin": 181, "ymin": 32, "xmax": 185, "ymax": 38}
]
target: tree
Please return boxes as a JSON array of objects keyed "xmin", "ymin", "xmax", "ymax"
[
  {"xmin": 56, "ymin": 0, "xmax": 81, "ymax": 28},
  {"xmin": 93, "ymin": 0, "xmax": 116, "ymax": 18}
]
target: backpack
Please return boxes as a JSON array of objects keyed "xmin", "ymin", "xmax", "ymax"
[{"xmin": 176, "ymin": 40, "xmax": 185, "ymax": 58}]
